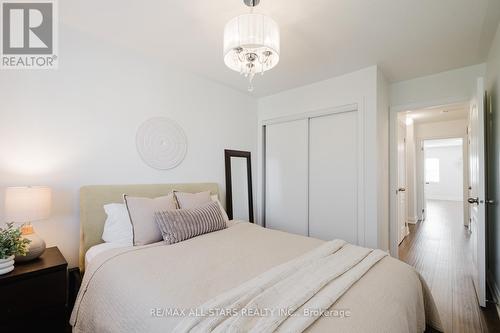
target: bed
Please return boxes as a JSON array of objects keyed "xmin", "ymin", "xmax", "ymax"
[{"xmin": 70, "ymin": 183, "xmax": 442, "ymax": 333}]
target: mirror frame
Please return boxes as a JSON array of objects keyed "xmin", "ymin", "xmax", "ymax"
[{"xmin": 224, "ymin": 149, "xmax": 254, "ymax": 223}]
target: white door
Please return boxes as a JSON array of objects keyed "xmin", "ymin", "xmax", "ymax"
[
  {"xmin": 420, "ymin": 140, "xmax": 427, "ymax": 221},
  {"xmin": 468, "ymin": 78, "xmax": 486, "ymax": 307},
  {"xmin": 397, "ymin": 121, "xmax": 407, "ymax": 244},
  {"xmin": 309, "ymin": 111, "xmax": 358, "ymax": 243},
  {"xmin": 415, "ymin": 139, "xmax": 426, "ymax": 221},
  {"xmin": 265, "ymin": 119, "xmax": 309, "ymax": 236}
]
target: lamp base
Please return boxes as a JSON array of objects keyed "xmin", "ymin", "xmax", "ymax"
[{"xmin": 15, "ymin": 232, "xmax": 46, "ymax": 262}]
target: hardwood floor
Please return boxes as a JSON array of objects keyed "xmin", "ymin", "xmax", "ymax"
[{"xmin": 399, "ymin": 200, "xmax": 500, "ymax": 333}]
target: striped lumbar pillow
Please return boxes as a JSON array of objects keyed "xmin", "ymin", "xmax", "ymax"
[{"xmin": 154, "ymin": 201, "xmax": 227, "ymax": 245}]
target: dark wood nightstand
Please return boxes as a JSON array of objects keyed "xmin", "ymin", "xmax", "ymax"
[{"xmin": 0, "ymin": 247, "xmax": 68, "ymax": 332}]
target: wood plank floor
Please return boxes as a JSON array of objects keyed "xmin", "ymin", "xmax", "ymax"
[{"xmin": 399, "ymin": 200, "xmax": 500, "ymax": 333}]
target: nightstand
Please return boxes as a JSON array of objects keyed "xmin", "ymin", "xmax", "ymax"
[{"xmin": 0, "ymin": 247, "xmax": 68, "ymax": 332}]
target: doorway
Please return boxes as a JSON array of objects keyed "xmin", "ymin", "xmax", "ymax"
[
  {"xmin": 422, "ymin": 137, "xmax": 465, "ymax": 224},
  {"xmin": 389, "ymin": 78, "xmax": 494, "ymax": 329},
  {"xmin": 394, "ymin": 105, "xmax": 469, "ymax": 246},
  {"xmin": 396, "ymin": 104, "xmax": 477, "ymax": 331}
]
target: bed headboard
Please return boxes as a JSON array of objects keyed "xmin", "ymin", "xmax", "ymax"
[{"xmin": 79, "ymin": 183, "xmax": 219, "ymax": 272}]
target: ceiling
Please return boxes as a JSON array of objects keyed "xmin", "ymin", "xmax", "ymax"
[
  {"xmin": 403, "ymin": 103, "xmax": 469, "ymax": 124},
  {"xmin": 61, "ymin": 0, "xmax": 500, "ymax": 96}
]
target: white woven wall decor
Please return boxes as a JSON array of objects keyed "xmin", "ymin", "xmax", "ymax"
[{"xmin": 136, "ymin": 117, "xmax": 188, "ymax": 170}]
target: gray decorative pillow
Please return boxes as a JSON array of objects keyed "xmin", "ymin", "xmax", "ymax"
[
  {"xmin": 124, "ymin": 193, "xmax": 177, "ymax": 246},
  {"xmin": 155, "ymin": 201, "xmax": 227, "ymax": 245},
  {"xmin": 173, "ymin": 190, "xmax": 211, "ymax": 209}
]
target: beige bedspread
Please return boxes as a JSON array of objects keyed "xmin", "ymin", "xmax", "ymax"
[{"xmin": 70, "ymin": 222, "xmax": 442, "ymax": 333}]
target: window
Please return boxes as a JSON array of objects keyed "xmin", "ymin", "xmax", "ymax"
[{"xmin": 425, "ymin": 158, "xmax": 440, "ymax": 183}]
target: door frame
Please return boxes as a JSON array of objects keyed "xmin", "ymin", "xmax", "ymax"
[
  {"xmin": 389, "ymin": 97, "xmax": 470, "ymax": 257},
  {"xmin": 258, "ymin": 103, "xmax": 367, "ymax": 246}
]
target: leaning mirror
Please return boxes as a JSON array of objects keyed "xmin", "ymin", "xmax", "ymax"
[{"xmin": 224, "ymin": 150, "xmax": 254, "ymax": 222}]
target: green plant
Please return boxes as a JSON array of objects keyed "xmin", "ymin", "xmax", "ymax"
[{"xmin": 0, "ymin": 223, "xmax": 31, "ymax": 259}]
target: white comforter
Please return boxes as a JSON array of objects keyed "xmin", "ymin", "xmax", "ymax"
[
  {"xmin": 71, "ymin": 222, "xmax": 442, "ymax": 333},
  {"xmin": 174, "ymin": 240, "xmax": 387, "ymax": 333}
]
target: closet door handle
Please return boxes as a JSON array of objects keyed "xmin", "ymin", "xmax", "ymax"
[{"xmin": 398, "ymin": 187, "xmax": 406, "ymax": 192}]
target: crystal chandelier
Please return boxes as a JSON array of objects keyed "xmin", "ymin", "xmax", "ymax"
[{"xmin": 223, "ymin": 0, "xmax": 280, "ymax": 92}]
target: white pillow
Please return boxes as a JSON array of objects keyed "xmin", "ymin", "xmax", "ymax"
[{"xmin": 102, "ymin": 203, "xmax": 133, "ymax": 246}]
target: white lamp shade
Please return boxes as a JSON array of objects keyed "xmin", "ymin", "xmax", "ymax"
[
  {"xmin": 223, "ymin": 13, "xmax": 280, "ymax": 72},
  {"xmin": 5, "ymin": 186, "xmax": 51, "ymax": 222}
]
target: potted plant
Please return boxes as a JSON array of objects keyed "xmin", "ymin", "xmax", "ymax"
[{"xmin": 0, "ymin": 223, "xmax": 31, "ymax": 275}]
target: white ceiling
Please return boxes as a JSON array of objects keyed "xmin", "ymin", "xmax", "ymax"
[
  {"xmin": 61, "ymin": 0, "xmax": 500, "ymax": 96},
  {"xmin": 403, "ymin": 103, "xmax": 469, "ymax": 124}
]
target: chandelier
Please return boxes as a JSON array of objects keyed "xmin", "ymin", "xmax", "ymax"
[{"xmin": 223, "ymin": 0, "xmax": 280, "ymax": 92}]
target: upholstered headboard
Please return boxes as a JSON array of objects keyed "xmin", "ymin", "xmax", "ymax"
[{"xmin": 79, "ymin": 183, "xmax": 219, "ymax": 271}]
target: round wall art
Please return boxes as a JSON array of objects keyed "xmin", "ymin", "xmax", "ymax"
[{"xmin": 136, "ymin": 117, "xmax": 188, "ymax": 170}]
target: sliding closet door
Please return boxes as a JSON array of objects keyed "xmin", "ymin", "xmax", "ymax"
[
  {"xmin": 309, "ymin": 111, "xmax": 358, "ymax": 243},
  {"xmin": 265, "ymin": 119, "xmax": 309, "ymax": 236}
]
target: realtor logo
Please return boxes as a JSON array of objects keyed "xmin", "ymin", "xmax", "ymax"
[{"xmin": 1, "ymin": 0, "xmax": 58, "ymax": 69}]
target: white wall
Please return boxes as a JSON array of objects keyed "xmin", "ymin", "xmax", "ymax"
[
  {"xmin": 390, "ymin": 64, "xmax": 486, "ymax": 108},
  {"xmin": 415, "ymin": 119, "xmax": 468, "ymax": 139},
  {"xmin": 0, "ymin": 28, "xmax": 257, "ymax": 268},
  {"xmin": 424, "ymin": 145, "xmax": 464, "ymax": 201},
  {"xmin": 258, "ymin": 66, "xmax": 389, "ymax": 250},
  {"xmin": 485, "ymin": 22, "xmax": 500, "ymax": 301}
]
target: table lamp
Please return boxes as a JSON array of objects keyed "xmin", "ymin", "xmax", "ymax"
[{"xmin": 5, "ymin": 186, "xmax": 51, "ymax": 262}]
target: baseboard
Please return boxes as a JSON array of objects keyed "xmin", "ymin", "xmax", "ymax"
[{"xmin": 487, "ymin": 270, "xmax": 500, "ymax": 318}]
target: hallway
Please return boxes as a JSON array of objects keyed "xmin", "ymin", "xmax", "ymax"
[{"xmin": 399, "ymin": 200, "xmax": 500, "ymax": 332}]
